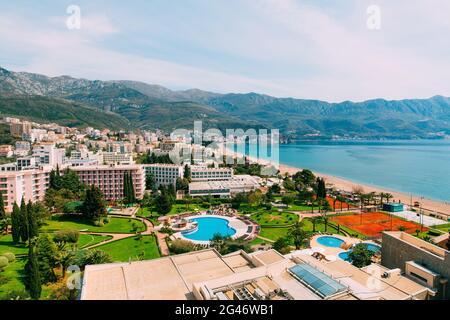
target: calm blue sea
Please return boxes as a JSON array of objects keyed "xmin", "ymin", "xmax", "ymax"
[{"xmin": 240, "ymin": 140, "xmax": 450, "ymax": 202}]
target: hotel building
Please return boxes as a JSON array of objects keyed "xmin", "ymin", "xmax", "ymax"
[
  {"xmin": 381, "ymin": 231, "xmax": 450, "ymax": 300},
  {"xmin": 143, "ymin": 164, "xmax": 184, "ymax": 187},
  {"xmin": 0, "ymin": 166, "xmax": 52, "ymax": 212},
  {"xmin": 72, "ymin": 164, "xmax": 145, "ymax": 201},
  {"xmin": 189, "ymin": 175, "xmax": 261, "ymax": 198},
  {"xmin": 81, "ymin": 248, "xmax": 431, "ymax": 300},
  {"xmin": 190, "ymin": 166, "xmax": 233, "ymax": 182}
]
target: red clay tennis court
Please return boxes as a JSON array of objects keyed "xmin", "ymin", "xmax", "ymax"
[{"xmin": 330, "ymin": 212, "xmax": 428, "ymax": 237}]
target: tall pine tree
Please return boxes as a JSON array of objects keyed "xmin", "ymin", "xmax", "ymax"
[
  {"xmin": 19, "ymin": 198, "xmax": 29, "ymax": 242},
  {"xmin": 11, "ymin": 202, "xmax": 21, "ymax": 243},
  {"xmin": 24, "ymin": 240, "xmax": 42, "ymax": 299},
  {"xmin": 123, "ymin": 172, "xmax": 129, "ymax": 204},
  {"xmin": 27, "ymin": 201, "xmax": 39, "ymax": 239},
  {"xmin": 128, "ymin": 172, "xmax": 135, "ymax": 203},
  {"xmin": 0, "ymin": 191, "xmax": 5, "ymax": 219}
]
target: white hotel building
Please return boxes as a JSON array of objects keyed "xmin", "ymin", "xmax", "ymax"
[
  {"xmin": 143, "ymin": 164, "xmax": 184, "ymax": 187},
  {"xmin": 72, "ymin": 164, "xmax": 145, "ymax": 201}
]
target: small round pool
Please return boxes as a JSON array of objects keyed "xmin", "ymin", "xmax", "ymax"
[
  {"xmin": 182, "ymin": 217, "xmax": 236, "ymax": 241},
  {"xmin": 316, "ymin": 236, "xmax": 345, "ymax": 248}
]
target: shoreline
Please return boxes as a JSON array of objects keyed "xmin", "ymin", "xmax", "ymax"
[{"xmin": 224, "ymin": 147, "xmax": 450, "ymax": 217}]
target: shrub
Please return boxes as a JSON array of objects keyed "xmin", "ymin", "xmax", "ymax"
[
  {"xmin": 0, "ymin": 256, "xmax": 9, "ymax": 270},
  {"xmin": 1, "ymin": 252, "xmax": 15, "ymax": 263},
  {"xmin": 159, "ymin": 226, "xmax": 174, "ymax": 235},
  {"xmin": 1, "ymin": 290, "xmax": 31, "ymax": 300},
  {"xmin": 169, "ymin": 239, "xmax": 196, "ymax": 254},
  {"xmin": 54, "ymin": 229, "xmax": 80, "ymax": 245},
  {"xmin": 103, "ymin": 217, "xmax": 110, "ymax": 224},
  {"xmin": 94, "ymin": 220, "xmax": 104, "ymax": 227},
  {"xmin": 73, "ymin": 249, "xmax": 112, "ymax": 268},
  {"xmin": 0, "ymin": 274, "xmax": 9, "ymax": 285}
]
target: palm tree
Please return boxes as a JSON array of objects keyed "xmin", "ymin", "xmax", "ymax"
[
  {"xmin": 385, "ymin": 193, "xmax": 393, "ymax": 203},
  {"xmin": 288, "ymin": 221, "xmax": 308, "ymax": 250},
  {"xmin": 311, "ymin": 216, "xmax": 320, "ymax": 233},
  {"xmin": 320, "ymin": 211, "xmax": 330, "ymax": 232},
  {"xmin": 336, "ymin": 196, "xmax": 345, "ymax": 212},
  {"xmin": 368, "ymin": 192, "xmax": 377, "ymax": 205},
  {"xmin": 379, "ymin": 192, "xmax": 386, "ymax": 205}
]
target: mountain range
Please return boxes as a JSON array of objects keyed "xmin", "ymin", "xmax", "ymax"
[{"xmin": 1, "ymin": 66, "xmax": 449, "ymax": 140}]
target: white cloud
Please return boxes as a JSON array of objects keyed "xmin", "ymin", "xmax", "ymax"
[{"xmin": 0, "ymin": 1, "xmax": 449, "ymax": 102}]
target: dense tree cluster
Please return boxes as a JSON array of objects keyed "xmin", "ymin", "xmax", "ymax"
[
  {"xmin": 81, "ymin": 185, "xmax": 107, "ymax": 221},
  {"xmin": 140, "ymin": 151, "xmax": 173, "ymax": 164}
]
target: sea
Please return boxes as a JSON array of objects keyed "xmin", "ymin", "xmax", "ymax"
[{"xmin": 235, "ymin": 140, "xmax": 450, "ymax": 203}]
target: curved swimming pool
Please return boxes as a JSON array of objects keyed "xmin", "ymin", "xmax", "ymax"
[
  {"xmin": 339, "ymin": 243, "xmax": 381, "ymax": 261},
  {"xmin": 316, "ymin": 236, "xmax": 345, "ymax": 248},
  {"xmin": 182, "ymin": 217, "xmax": 236, "ymax": 241}
]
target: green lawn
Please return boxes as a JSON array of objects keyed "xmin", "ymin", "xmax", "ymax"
[
  {"xmin": 94, "ymin": 235, "xmax": 161, "ymax": 262},
  {"xmin": 433, "ymin": 223, "xmax": 450, "ymax": 232},
  {"xmin": 78, "ymin": 234, "xmax": 112, "ymax": 248},
  {"xmin": 168, "ymin": 203, "xmax": 203, "ymax": 215},
  {"xmin": 0, "ymin": 235, "xmax": 28, "ymax": 256},
  {"xmin": 42, "ymin": 216, "xmax": 146, "ymax": 234},
  {"xmin": 0, "ymin": 257, "xmax": 26, "ymax": 299},
  {"xmin": 250, "ymin": 211, "xmax": 298, "ymax": 226},
  {"xmin": 258, "ymin": 227, "xmax": 290, "ymax": 242}
]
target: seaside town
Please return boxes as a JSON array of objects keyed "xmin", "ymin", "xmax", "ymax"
[{"xmin": 0, "ymin": 116, "xmax": 449, "ymax": 301}]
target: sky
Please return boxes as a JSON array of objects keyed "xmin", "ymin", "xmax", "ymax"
[{"xmin": 0, "ymin": 0, "xmax": 449, "ymax": 102}]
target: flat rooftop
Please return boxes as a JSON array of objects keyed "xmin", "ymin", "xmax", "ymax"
[
  {"xmin": 81, "ymin": 249, "xmax": 236, "ymax": 300},
  {"xmin": 384, "ymin": 231, "xmax": 449, "ymax": 259}
]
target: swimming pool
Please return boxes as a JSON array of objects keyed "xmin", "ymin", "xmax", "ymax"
[
  {"xmin": 338, "ymin": 251, "xmax": 351, "ymax": 261},
  {"xmin": 182, "ymin": 217, "xmax": 236, "ymax": 241},
  {"xmin": 316, "ymin": 236, "xmax": 345, "ymax": 248},
  {"xmin": 339, "ymin": 243, "xmax": 381, "ymax": 261}
]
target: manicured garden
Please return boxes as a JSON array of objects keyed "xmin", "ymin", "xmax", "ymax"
[
  {"xmin": 0, "ymin": 235, "xmax": 29, "ymax": 255},
  {"xmin": 250, "ymin": 211, "xmax": 298, "ymax": 227},
  {"xmin": 42, "ymin": 216, "xmax": 146, "ymax": 234},
  {"xmin": 94, "ymin": 235, "xmax": 161, "ymax": 262},
  {"xmin": 78, "ymin": 234, "xmax": 112, "ymax": 248}
]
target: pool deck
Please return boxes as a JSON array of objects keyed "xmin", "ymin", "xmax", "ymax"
[
  {"xmin": 310, "ymin": 234, "xmax": 378, "ymax": 260},
  {"xmin": 172, "ymin": 214, "xmax": 249, "ymax": 245}
]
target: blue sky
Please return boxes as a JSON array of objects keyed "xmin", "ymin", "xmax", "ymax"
[{"xmin": 0, "ymin": 0, "xmax": 449, "ymax": 102}]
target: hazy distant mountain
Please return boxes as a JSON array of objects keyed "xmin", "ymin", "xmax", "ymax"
[
  {"xmin": 115, "ymin": 80, "xmax": 221, "ymax": 103},
  {"xmin": 1, "ymin": 66, "xmax": 449, "ymax": 138},
  {"xmin": 0, "ymin": 95, "xmax": 130, "ymax": 130}
]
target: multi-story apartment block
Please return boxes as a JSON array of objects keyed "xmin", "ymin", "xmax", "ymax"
[
  {"xmin": 14, "ymin": 141, "xmax": 31, "ymax": 156},
  {"xmin": 72, "ymin": 164, "xmax": 145, "ymax": 201},
  {"xmin": 0, "ymin": 166, "xmax": 52, "ymax": 212},
  {"xmin": 9, "ymin": 121, "xmax": 32, "ymax": 138},
  {"xmin": 32, "ymin": 143, "xmax": 66, "ymax": 167},
  {"xmin": 101, "ymin": 152, "xmax": 134, "ymax": 165},
  {"xmin": 190, "ymin": 166, "xmax": 233, "ymax": 182},
  {"xmin": 143, "ymin": 164, "xmax": 184, "ymax": 187}
]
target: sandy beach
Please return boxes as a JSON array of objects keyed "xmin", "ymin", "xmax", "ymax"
[
  {"xmin": 224, "ymin": 147, "xmax": 450, "ymax": 216},
  {"xmin": 278, "ymin": 163, "xmax": 450, "ymax": 217}
]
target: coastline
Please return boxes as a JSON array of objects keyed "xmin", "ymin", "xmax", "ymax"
[{"xmin": 224, "ymin": 147, "xmax": 450, "ymax": 216}]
